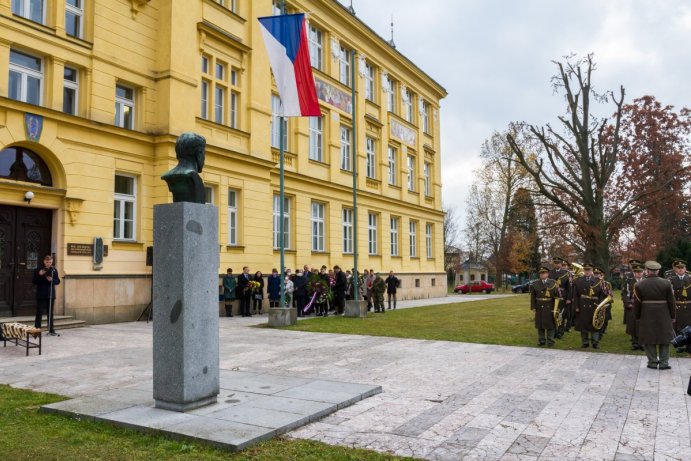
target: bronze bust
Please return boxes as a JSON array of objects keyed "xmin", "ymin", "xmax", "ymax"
[{"xmin": 162, "ymin": 133, "xmax": 206, "ymax": 204}]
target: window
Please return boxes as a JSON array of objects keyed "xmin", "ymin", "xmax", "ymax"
[
  {"xmin": 387, "ymin": 77, "xmax": 395, "ymax": 112},
  {"xmin": 12, "ymin": 0, "xmax": 44, "ymax": 23},
  {"xmin": 114, "ymin": 175, "xmax": 136, "ymax": 241},
  {"xmin": 273, "ymin": 195, "xmax": 291, "ymax": 249},
  {"xmin": 404, "ymin": 89, "xmax": 414, "ymax": 123},
  {"xmin": 65, "ymin": 0, "xmax": 83, "ymax": 38},
  {"xmin": 214, "ymin": 0, "xmax": 237, "ymax": 12},
  {"xmin": 9, "ymin": 50, "xmax": 42, "ymax": 105},
  {"xmin": 63, "ymin": 66, "xmax": 78, "ymax": 115},
  {"xmin": 227, "ymin": 189, "xmax": 238, "ymax": 245},
  {"xmin": 308, "ymin": 25, "xmax": 323, "ymax": 71},
  {"xmin": 115, "ymin": 84, "xmax": 134, "ymax": 129},
  {"xmin": 311, "ymin": 202, "xmax": 325, "ymax": 252},
  {"xmin": 407, "ymin": 155, "xmax": 415, "ymax": 191},
  {"xmin": 342, "ymin": 208, "xmax": 353, "ymax": 254},
  {"xmin": 201, "ymin": 55, "xmax": 209, "ymax": 74},
  {"xmin": 230, "ymin": 91, "xmax": 238, "ymax": 128},
  {"xmin": 204, "ymin": 186, "xmax": 214, "ymax": 205},
  {"xmin": 272, "ymin": 0, "xmax": 283, "ymax": 15},
  {"xmin": 423, "ymin": 162, "xmax": 431, "ymax": 196},
  {"xmin": 309, "ymin": 116, "xmax": 323, "ymax": 162},
  {"xmin": 215, "ymin": 86, "xmax": 225, "ymax": 124},
  {"xmin": 340, "ymin": 125, "xmax": 352, "ymax": 171},
  {"xmin": 271, "ymin": 95, "xmax": 289, "ymax": 148},
  {"xmin": 390, "ymin": 217, "xmax": 399, "ymax": 256},
  {"xmin": 365, "ymin": 62, "xmax": 375, "ymax": 102},
  {"xmin": 0, "ymin": 146, "xmax": 52, "ymax": 186},
  {"xmin": 422, "ymin": 101, "xmax": 431, "ymax": 133},
  {"xmin": 388, "ymin": 146, "xmax": 397, "ymax": 185},
  {"xmin": 338, "ymin": 46, "xmax": 351, "ymax": 86},
  {"xmin": 215, "ymin": 62, "xmax": 226, "ymax": 80},
  {"xmin": 409, "ymin": 220, "xmax": 417, "ymax": 257},
  {"xmin": 366, "ymin": 137, "xmax": 376, "ymax": 179},
  {"xmin": 426, "ymin": 223, "xmax": 433, "ymax": 258},
  {"xmin": 368, "ymin": 213, "xmax": 378, "ymax": 255},
  {"xmin": 200, "ymin": 80, "xmax": 209, "ymax": 119}
]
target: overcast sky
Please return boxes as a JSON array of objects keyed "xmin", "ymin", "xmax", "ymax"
[{"xmin": 337, "ymin": 0, "xmax": 691, "ymax": 229}]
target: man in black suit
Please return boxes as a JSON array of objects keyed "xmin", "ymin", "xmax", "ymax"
[
  {"xmin": 236, "ymin": 266, "xmax": 252, "ymax": 317},
  {"xmin": 293, "ymin": 268, "xmax": 307, "ymax": 317},
  {"xmin": 33, "ymin": 254, "xmax": 60, "ymax": 334},
  {"xmin": 333, "ymin": 265, "xmax": 347, "ymax": 315}
]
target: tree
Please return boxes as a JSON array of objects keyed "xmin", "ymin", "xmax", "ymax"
[
  {"xmin": 504, "ymin": 188, "xmax": 541, "ymax": 275},
  {"xmin": 507, "ymin": 54, "xmax": 683, "ymax": 271}
]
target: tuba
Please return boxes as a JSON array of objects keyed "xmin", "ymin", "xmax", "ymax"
[
  {"xmin": 553, "ymin": 298, "xmax": 562, "ymax": 328},
  {"xmin": 592, "ymin": 295, "xmax": 613, "ymax": 330},
  {"xmin": 571, "ymin": 263, "xmax": 584, "ymax": 278}
]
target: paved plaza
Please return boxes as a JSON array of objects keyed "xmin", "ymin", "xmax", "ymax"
[{"xmin": 2, "ymin": 295, "xmax": 691, "ymax": 460}]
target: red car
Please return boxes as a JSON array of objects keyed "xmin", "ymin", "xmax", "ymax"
[{"xmin": 453, "ymin": 280, "xmax": 495, "ymax": 294}]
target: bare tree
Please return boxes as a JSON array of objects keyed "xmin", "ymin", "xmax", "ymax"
[{"xmin": 443, "ymin": 204, "xmax": 463, "ymax": 274}]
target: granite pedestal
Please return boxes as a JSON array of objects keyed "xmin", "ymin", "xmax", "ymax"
[
  {"xmin": 268, "ymin": 307, "xmax": 297, "ymax": 327},
  {"xmin": 153, "ymin": 202, "xmax": 220, "ymax": 412},
  {"xmin": 344, "ymin": 300, "xmax": 368, "ymax": 318}
]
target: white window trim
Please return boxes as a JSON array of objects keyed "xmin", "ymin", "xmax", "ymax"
[
  {"xmin": 368, "ymin": 213, "xmax": 378, "ymax": 255},
  {"xmin": 273, "ymin": 195, "xmax": 291, "ymax": 249},
  {"xmin": 309, "ymin": 25, "xmax": 323, "ymax": 71},
  {"xmin": 409, "ymin": 221, "xmax": 417, "ymax": 257},
  {"xmin": 365, "ymin": 62, "xmax": 375, "ymax": 101},
  {"xmin": 63, "ymin": 66, "xmax": 78, "ymax": 115},
  {"xmin": 9, "ymin": 50, "xmax": 43, "ymax": 105},
  {"xmin": 388, "ymin": 146, "xmax": 397, "ymax": 185},
  {"xmin": 115, "ymin": 84, "xmax": 135, "ymax": 129},
  {"xmin": 230, "ymin": 91, "xmax": 238, "ymax": 128},
  {"xmin": 214, "ymin": 85, "xmax": 225, "ymax": 124},
  {"xmin": 227, "ymin": 189, "xmax": 238, "ymax": 245},
  {"xmin": 12, "ymin": 0, "xmax": 45, "ymax": 24},
  {"xmin": 200, "ymin": 80, "xmax": 209, "ymax": 119},
  {"xmin": 405, "ymin": 90, "xmax": 414, "ymax": 123},
  {"xmin": 311, "ymin": 202, "xmax": 325, "ymax": 252},
  {"xmin": 342, "ymin": 208, "xmax": 353, "ymax": 254},
  {"xmin": 387, "ymin": 77, "xmax": 395, "ymax": 112},
  {"xmin": 366, "ymin": 137, "xmax": 376, "ymax": 179},
  {"xmin": 114, "ymin": 174, "xmax": 137, "ymax": 241},
  {"xmin": 65, "ymin": 0, "xmax": 84, "ymax": 38},
  {"xmin": 340, "ymin": 125, "xmax": 352, "ymax": 171},
  {"xmin": 271, "ymin": 95, "xmax": 289, "ymax": 148},
  {"xmin": 407, "ymin": 155, "xmax": 415, "ymax": 191},
  {"xmin": 423, "ymin": 102, "xmax": 430, "ymax": 133},
  {"xmin": 309, "ymin": 116, "xmax": 323, "ymax": 162},
  {"xmin": 390, "ymin": 217, "xmax": 399, "ymax": 256},
  {"xmin": 426, "ymin": 223, "xmax": 433, "ymax": 258},
  {"xmin": 339, "ymin": 46, "xmax": 351, "ymax": 86},
  {"xmin": 424, "ymin": 163, "xmax": 431, "ymax": 196}
]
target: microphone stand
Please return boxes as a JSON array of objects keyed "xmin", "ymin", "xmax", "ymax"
[{"xmin": 47, "ymin": 267, "xmax": 60, "ymax": 337}]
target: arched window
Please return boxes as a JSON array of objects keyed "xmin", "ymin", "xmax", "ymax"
[{"xmin": 0, "ymin": 146, "xmax": 52, "ymax": 186}]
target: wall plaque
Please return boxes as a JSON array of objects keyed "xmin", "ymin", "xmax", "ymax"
[{"xmin": 67, "ymin": 243, "xmax": 109, "ymax": 256}]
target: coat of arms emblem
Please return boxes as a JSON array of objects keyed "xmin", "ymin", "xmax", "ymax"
[{"xmin": 24, "ymin": 113, "xmax": 43, "ymax": 142}]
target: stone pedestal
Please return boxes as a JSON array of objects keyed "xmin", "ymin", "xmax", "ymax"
[
  {"xmin": 345, "ymin": 300, "xmax": 368, "ymax": 318},
  {"xmin": 268, "ymin": 307, "xmax": 297, "ymax": 327},
  {"xmin": 153, "ymin": 202, "xmax": 219, "ymax": 412}
]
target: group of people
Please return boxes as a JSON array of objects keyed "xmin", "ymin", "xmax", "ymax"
[
  {"xmin": 221, "ymin": 265, "xmax": 401, "ymax": 318},
  {"xmin": 530, "ymin": 257, "xmax": 690, "ymax": 370}
]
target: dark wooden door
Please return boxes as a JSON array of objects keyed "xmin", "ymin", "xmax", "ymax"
[{"xmin": 0, "ymin": 205, "xmax": 53, "ymax": 317}]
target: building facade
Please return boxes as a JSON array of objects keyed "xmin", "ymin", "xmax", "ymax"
[{"xmin": 0, "ymin": 0, "xmax": 447, "ymax": 323}]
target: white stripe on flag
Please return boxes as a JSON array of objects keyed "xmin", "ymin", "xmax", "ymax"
[{"xmin": 259, "ymin": 23, "xmax": 300, "ymax": 116}]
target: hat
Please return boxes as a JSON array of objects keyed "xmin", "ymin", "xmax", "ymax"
[
  {"xmin": 593, "ymin": 267, "xmax": 603, "ymax": 275},
  {"xmin": 631, "ymin": 264, "xmax": 644, "ymax": 271},
  {"xmin": 551, "ymin": 256, "xmax": 561, "ymax": 262},
  {"xmin": 538, "ymin": 266, "xmax": 549, "ymax": 273},
  {"xmin": 582, "ymin": 262, "xmax": 594, "ymax": 270},
  {"xmin": 673, "ymin": 259, "xmax": 687, "ymax": 268},
  {"xmin": 644, "ymin": 260, "xmax": 661, "ymax": 270},
  {"xmin": 628, "ymin": 259, "xmax": 643, "ymax": 266}
]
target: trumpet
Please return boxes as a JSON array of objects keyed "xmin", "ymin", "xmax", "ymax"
[
  {"xmin": 592, "ymin": 295, "xmax": 613, "ymax": 330},
  {"xmin": 553, "ymin": 298, "xmax": 562, "ymax": 328}
]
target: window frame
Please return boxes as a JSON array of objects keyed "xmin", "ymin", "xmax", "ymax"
[
  {"xmin": 342, "ymin": 208, "xmax": 353, "ymax": 254},
  {"xmin": 11, "ymin": 0, "xmax": 45, "ymax": 24},
  {"xmin": 365, "ymin": 137, "xmax": 376, "ymax": 179},
  {"xmin": 63, "ymin": 66, "xmax": 79, "ymax": 115},
  {"xmin": 308, "ymin": 25, "xmax": 323, "ymax": 71},
  {"xmin": 423, "ymin": 162, "xmax": 431, "ymax": 196},
  {"xmin": 409, "ymin": 220, "xmax": 418, "ymax": 257},
  {"xmin": 214, "ymin": 85, "xmax": 225, "ymax": 124},
  {"xmin": 9, "ymin": 49, "xmax": 43, "ymax": 106},
  {"xmin": 200, "ymin": 80, "xmax": 209, "ymax": 119},
  {"xmin": 426, "ymin": 223, "xmax": 433, "ymax": 258},
  {"xmin": 65, "ymin": 0, "xmax": 84, "ymax": 39},
  {"xmin": 390, "ymin": 217, "xmax": 399, "ymax": 257},
  {"xmin": 387, "ymin": 77, "xmax": 396, "ymax": 113},
  {"xmin": 405, "ymin": 89, "xmax": 414, "ymax": 123},
  {"xmin": 311, "ymin": 202, "xmax": 325, "ymax": 252},
  {"xmin": 338, "ymin": 46, "xmax": 351, "ymax": 87},
  {"xmin": 271, "ymin": 94, "xmax": 289, "ymax": 149},
  {"xmin": 340, "ymin": 125, "xmax": 352, "ymax": 171},
  {"xmin": 423, "ymin": 101, "xmax": 431, "ymax": 133},
  {"xmin": 365, "ymin": 62, "xmax": 375, "ymax": 102},
  {"xmin": 115, "ymin": 84, "xmax": 135, "ymax": 129},
  {"xmin": 272, "ymin": 194, "xmax": 291, "ymax": 249},
  {"xmin": 113, "ymin": 174, "xmax": 137, "ymax": 242},
  {"xmin": 407, "ymin": 155, "xmax": 415, "ymax": 191},
  {"xmin": 308, "ymin": 116, "xmax": 324, "ymax": 162},
  {"xmin": 227, "ymin": 189, "xmax": 238, "ymax": 245},
  {"xmin": 387, "ymin": 146, "xmax": 397, "ymax": 185},
  {"xmin": 368, "ymin": 212, "xmax": 378, "ymax": 255}
]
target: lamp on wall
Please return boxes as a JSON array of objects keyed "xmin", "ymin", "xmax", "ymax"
[{"xmin": 24, "ymin": 191, "xmax": 34, "ymax": 204}]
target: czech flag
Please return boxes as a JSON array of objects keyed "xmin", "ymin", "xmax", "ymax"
[{"xmin": 258, "ymin": 13, "xmax": 321, "ymax": 117}]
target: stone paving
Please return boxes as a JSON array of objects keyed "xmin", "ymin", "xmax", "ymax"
[{"xmin": 2, "ymin": 294, "xmax": 691, "ymax": 460}]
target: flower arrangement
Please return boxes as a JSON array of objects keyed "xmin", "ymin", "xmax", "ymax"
[
  {"xmin": 248, "ymin": 280, "xmax": 261, "ymax": 290},
  {"xmin": 328, "ymin": 275, "xmax": 336, "ymax": 288},
  {"xmin": 307, "ymin": 274, "xmax": 333, "ymax": 304}
]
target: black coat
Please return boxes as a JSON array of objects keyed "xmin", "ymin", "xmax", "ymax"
[
  {"xmin": 33, "ymin": 266, "xmax": 60, "ymax": 299},
  {"xmin": 334, "ymin": 271, "xmax": 347, "ymax": 296},
  {"xmin": 236, "ymin": 272, "xmax": 251, "ymax": 298},
  {"xmin": 634, "ymin": 275, "xmax": 676, "ymax": 344},
  {"xmin": 293, "ymin": 274, "xmax": 307, "ymax": 296},
  {"xmin": 385, "ymin": 276, "xmax": 399, "ymax": 294}
]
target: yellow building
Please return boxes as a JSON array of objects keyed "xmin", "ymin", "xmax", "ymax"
[{"xmin": 0, "ymin": 0, "xmax": 447, "ymax": 323}]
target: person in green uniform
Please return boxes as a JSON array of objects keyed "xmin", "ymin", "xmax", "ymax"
[
  {"xmin": 622, "ymin": 262, "xmax": 645, "ymax": 350},
  {"xmin": 669, "ymin": 259, "xmax": 691, "ymax": 334},
  {"xmin": 573, "ymin": 262, "xmax": 606, "ymax": 349},
  {"xmin": 372, "ymin": 273, "xmax": 386, "ymax": 313},
  {"xmin": 530, "ymin": 266, "xmax": 560, "ymax": 347}
]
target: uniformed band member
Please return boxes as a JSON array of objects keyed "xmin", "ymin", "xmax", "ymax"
[
  {"xmin": 549, "ymin": 257, "xmax": 572, "ymax": 337},
  {"xmin": 622, "ymin": 262, "xmax": 645, "ymax": 350},
  {"xmin": 594, "ymin": 267, "xmax": 613, "ymax": 335},
  {"xmin": 634, "ymin": 260, "xmax": 676, "ymax": 370},
  {"xmin": 530, "ymin": 266, "xmax": 560, "ymax": 346},
  {"xmin": 669, "ymin": 259, "xmax": 691, "ymax": 334},
  {"xmin": 573, "ymin": 262, "xmax": 605, "ymax": 348}
]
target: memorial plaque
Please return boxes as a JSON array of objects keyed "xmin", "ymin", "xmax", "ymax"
[{"xmin": 67, "ymin": 243, "xmax": 108, "ymax": 256}]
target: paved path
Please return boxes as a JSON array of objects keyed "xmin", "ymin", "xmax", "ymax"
[{"xmin": 1, "ymin": 295, "xmax": 690, "ymax": 461}]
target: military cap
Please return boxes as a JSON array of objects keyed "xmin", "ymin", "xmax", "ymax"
[
  {"xmin": 673, "ymin": 259, "xmax": 687, "ymax": 268},
  {"xmin": 631, "ymin": 263, "xmax": 644, "ymax": 271},
  {"xmin": 644, "ymin": 260, "xmax": 661, "ymax": 270},
  {"xmin": 538, "ymin": 266, "xmax": 550, "ymax": 273},
  {"xmin": 560, "ymin": 258, "xmax": 569, "ymax": 264},
  {"xmin": 551, "ymin": 256, "xmax": 561, "ymax": 262},
  {"xmin": 593, "ymin": 267, "xmax": 603, "ymax": 275},
  {"xmin": 628, "ymin": 259, "xmax": 643, "ymax": 266},
  {"xmin": 582, "ymin": 262, "xmax": 594, "ymax": 270}
]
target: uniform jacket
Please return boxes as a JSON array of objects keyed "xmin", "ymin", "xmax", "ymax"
[
  {"xmin": 530, "ymin": 278, "xmax": 559, "ymax": 330},
  {"xmin": 669, "ymin": 272, "xmax": 691, "ymax": 332},
  {"xmin": 572, "ymin": 275, "xmax": 605, "ymax": 333},
  {"xmin": 622, "ymin": 275, "xmax": 643, "ymax": 336},
  {"xmin": 33, "ymin": 266, "xmax": 60, "ymax": 300},
  {"xmin": 634, "ymin": 275, "xmax": 676, "ymax": 344},
  {"xmin": 548, "ymin": 268, "xmax": 572, "ymax": 301}
]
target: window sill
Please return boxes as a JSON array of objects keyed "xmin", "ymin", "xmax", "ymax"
[
  {"xmin": 408, "ymin": 190, "xmax": 419, "ymax": 195},
  {"xmin": 390, "ymin": 255, "xmax": 402, "ymax": 259},
  {"xmin": 340, "ymin": 168, "xmax": 353, "ymax": 174},
  {"xmin": 112, "ymin": 240, "xmax": 144, "ymax": 249},
  {"xmin": 10, "ymin": 14, "xmax": 56, "ymax": 35},
  {"xmin": 308, "ymin": 158, "xmax": 329, "ymax": 167},
  {"xmin": 226, "ymin": 244, "xmax": 245, "ymax": 250},
  {"xmin": 368, "ymin": 254, "xmax": 382, "ymax": 257},
  {"xmin": 273, "ymin": 249, "xmax": 296, "ymax": 254},
  {"xmin": 410, "ymin": 256, "xmax": 420, "ymax": 260},
  {"xmin": 388, "ymin": 183, "xmax": 401, "ymax": 190},
  {"xmin": 311, "ymin": 251, "xmax": 330, "ymax": 255}
]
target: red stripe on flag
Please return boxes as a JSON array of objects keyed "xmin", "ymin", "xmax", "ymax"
[{"xmin": 294, "ymin": 22, "xmax": 321, "ymax": 116}]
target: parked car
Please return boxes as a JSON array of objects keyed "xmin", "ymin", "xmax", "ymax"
[
  {"xmin": 511, "ymin": 280, "xmax": 534, "ymax": 293},
  {"xmin": 453, "ymin": 280, "xmax": 495, "ymax": 294}
]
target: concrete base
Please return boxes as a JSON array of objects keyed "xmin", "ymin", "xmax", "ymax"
[
  {"xmin": 345, "ymin": 300, "xmax": 368, "ymax": 318},
  {"xmin": 153, "ymin": 202, "xmax": 220, "ymax": 412},
  {"xmin": 41, "ymin": 370, "xmax": 382, "ymax": 452},
  {"xmin": 268, "ymin": 308, "xmax": 297, "ymax": 327}
]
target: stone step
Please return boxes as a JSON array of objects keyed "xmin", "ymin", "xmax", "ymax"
[{"xmin": 0, "ymin": 315, "xmax": 86, "ymax": 331}]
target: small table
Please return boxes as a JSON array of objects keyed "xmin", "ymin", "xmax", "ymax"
[{"xmin": 2, "ymin": 327, "xmax": 42, "ymax": 356}]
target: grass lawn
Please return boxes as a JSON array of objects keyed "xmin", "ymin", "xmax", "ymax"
[
  {"xmin": 0, "ymin": 385, "xmax": 414, "ymax": 461},
  {"xmin": 283, "ymin": 292, "xmax": 661, "ymax": 356}
]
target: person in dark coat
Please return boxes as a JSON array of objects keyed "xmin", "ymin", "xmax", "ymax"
[
  {"xmin": 222, "ymin": 268, "xmax": 237, "ymax": 317},
  {"xmin": 236, "ymin": 266, "xmax": 252, "ymax": 317},
  {"xmin": 634, "ymin": 260, "xmax": 676, "ymax": 370},
  {"xmin": 530, "ymin": 266, "xmax": 559, "ymax": 346},
  {"xmin": 293, "ymin": 269, "xmax": 307, "ymax": 317},
  {"xmin": 549, "ymin": 257, "xmax": 572, "ymax": 335},
  {"xmin": 669, "ymin": 259, "xmax": 691, "ymax": 334},
  {"xmin": 333, "ymin": 265, "xmax": 347, "ymax": 315},
  {"xmin": 33, "ymin": 254, "xmax": 60, "ymax": 334},
  {"xmin": 385, "ymin": 270, "xmax": 400, "ymax": 310},
  {"xmin": 622, "ymin": 262, "xmax": 644, "ymax": 350},
  {"xmin": 267, "ymin": 268, "xmax": 281, "ymax": 308},
  {"xmin": 252, "ymin": 271, "xmax": 265, "ymax": 314},
  {"xmin": 595, "ymin": 267, "xmax": 614, "ymax": 335},
  {"xmin": 573, "ymin": 263, "xmax": 606, "ymax": 348}
]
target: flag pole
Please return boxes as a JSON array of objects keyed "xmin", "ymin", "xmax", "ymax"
[
  {"xmin": 350, "ymin": 50, "xmax": 359, "ymax": 303},
  {"xmin": 279, "ymin": 0, "xmax": 287, "ymax": 308}
]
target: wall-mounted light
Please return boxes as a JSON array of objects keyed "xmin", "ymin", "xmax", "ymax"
[{"xmin": 24, "ymin": 191, "xmax": 34, "ymax": 204}]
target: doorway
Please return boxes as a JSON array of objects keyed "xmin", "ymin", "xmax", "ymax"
[{"xmin": 0, "ymin": 205, "xmax": 53, "ymax": 317}]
